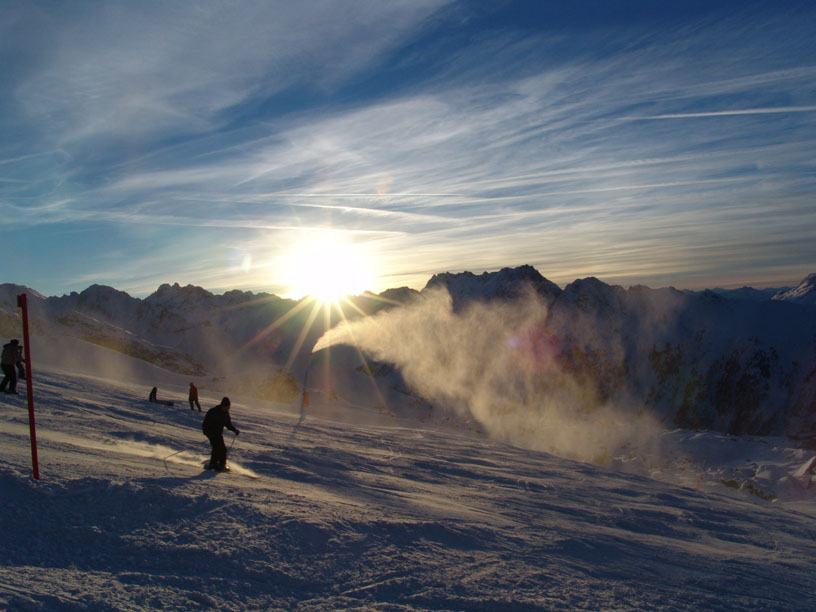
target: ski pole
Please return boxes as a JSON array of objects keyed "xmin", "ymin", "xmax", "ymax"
[{"xmin": 162, "ymin": 448, "xmax": 185, "ymax": 471}]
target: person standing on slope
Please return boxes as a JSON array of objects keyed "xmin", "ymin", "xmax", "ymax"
[
  {"xmin": 188, "ymin": 382, "xmax": 201, "ymax": 412},
  {"xmin": 15, "ymin": 342, "xmax": 26, "ymax": 381},
  {"xmin": 0, "ymin": 339, "xmax": 22, "ymax": 395},
  {"xmin": 202, "ymin": 397, "xmax": 240, "ymax": 471}
]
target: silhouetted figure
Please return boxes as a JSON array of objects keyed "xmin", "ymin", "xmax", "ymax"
[
  {"xmin": 189, "ymin": 382, "xmax": 201, "ymax": 411},
  {"xmin": 202, "ymin": 397, "xmax": 240, "ymax": 471},
  {"xmin": 15, "ymin": 343, "xmax": 25, "ymax": 380},
  {"xmin": 0, "ymin": 339, "xmax": 21, "ymax": 395},
  {"xmin": 148, "ymin": 386, "xmax": 174, "ymax": 406}
]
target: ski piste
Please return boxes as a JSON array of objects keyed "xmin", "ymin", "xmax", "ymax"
[
  {"xmin": 204, "ymin": 463, "xmax": 230, "ymax": 473},
  {"xmin": 202, "ymin": 461, "xmax": 259, "ymax": 479}
]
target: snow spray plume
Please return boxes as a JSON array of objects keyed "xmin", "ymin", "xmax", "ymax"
[{"xmin": 314, "ymin": 287, "xmax": 666, "ymax": 467}]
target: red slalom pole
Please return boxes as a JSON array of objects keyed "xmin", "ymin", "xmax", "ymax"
[{"xmin": 16, "ymin": 294, "xmax": 40, "ymax": 480}]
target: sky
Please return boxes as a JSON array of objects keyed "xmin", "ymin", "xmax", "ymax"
[{"xmin": 1, "ymin": 0, "xmax": 815, "ymax": 299}]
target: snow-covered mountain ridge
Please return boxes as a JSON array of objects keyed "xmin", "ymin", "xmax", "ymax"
[
  {"xmin": 312, "ymin": 270, "xmax": 816, "ymax": 444},
  {"xmin": 773, "ymin": 272, "xmax": 816, "ymax": 304},
  {"xmin": 3, "ymin": 269, "xmax": 816, "ymax": 510},
  {"xmin": 2, "ymin": 282, "xmax": 343, "ymax": 392},
  {"xmin": 2, "ymin": 269, "xmax": 815, "ymax": 446}
]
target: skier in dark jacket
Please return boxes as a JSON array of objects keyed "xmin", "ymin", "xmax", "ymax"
[
  {"xmin": 202, "ymin": 397, "xmax": 240, "ymax": 471},
  {"xmin": 0, "ymin": 339, "xmax": 21, "ymax": 395}
]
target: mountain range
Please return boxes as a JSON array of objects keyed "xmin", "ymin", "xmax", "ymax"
[{"xmin": 2, "ymin": 267, "xmax": 815, "ymax": 448}]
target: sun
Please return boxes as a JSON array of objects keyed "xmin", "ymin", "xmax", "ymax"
[{"xmin": 280, "ymin": 236, "xmax": 375, "ymax": 302}]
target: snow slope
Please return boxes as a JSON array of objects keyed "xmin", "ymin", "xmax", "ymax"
[{"xmin": 2, "ymin": 347, "xmax": 816, "ymax": 611}]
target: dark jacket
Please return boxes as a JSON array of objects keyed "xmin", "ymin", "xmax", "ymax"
[
  {"xmin": 202, "ymin": 405, "xmax": 237, "ymax": 437},
  {"xmin": 1, "ymin": 342, "xmax": 19, "ymax": 366}
]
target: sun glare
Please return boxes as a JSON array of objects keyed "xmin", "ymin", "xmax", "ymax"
[{"xmin": 281, "ymin": 237, "xmax": 375, "ymax": 302}]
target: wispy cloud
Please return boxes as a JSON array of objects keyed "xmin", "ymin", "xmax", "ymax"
[
  {"xmin": 2, "ymin": 2, "xmax": 815, "ymax": 296},
  {"xmin": 4, "ymin": 0, "xmax": 453, "ymax": 173}
]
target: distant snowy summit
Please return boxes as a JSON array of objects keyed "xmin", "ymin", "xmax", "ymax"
[{"xmin": 772, "ymin": 273, "xmax": 816, "ymax": 305}]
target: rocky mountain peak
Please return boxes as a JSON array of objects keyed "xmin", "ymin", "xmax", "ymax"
[
  {"xmin": 146, "ymin": 283, "xmax": 215, "ymax": 309},
  {"xmin": 424, "ymin": 265, "xmax": 562, "ymax": 309}
]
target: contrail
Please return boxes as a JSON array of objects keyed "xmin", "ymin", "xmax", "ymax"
[{"xmin": 625, "ymin": 106, "xmax": 816, "ymax": 120}]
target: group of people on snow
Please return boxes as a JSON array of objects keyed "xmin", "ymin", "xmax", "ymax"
[
  {"xmin": 0, "ymin": 338, "xmax": 25, "ymax": 395},
  {"xmin": 148, "ymin": 383, "xmax": 201, "ymax": 410},
  {"xmin": 148, "ymin": 382, "xmax": 240, "ymax": 472},
  {"xmin": 4, "ymin": 333, "xmax": 242, "ymax": 473}
]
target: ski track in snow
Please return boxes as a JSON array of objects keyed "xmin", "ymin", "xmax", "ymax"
[{"xmin": 1, "ymin": 367, "xmax": 816, "ymax": 611}]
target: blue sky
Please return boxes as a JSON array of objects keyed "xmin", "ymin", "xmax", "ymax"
[{"xmin": 1, "ymin": 0, "xmax": 815, "ymax": 298}]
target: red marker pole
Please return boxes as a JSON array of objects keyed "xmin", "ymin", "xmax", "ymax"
[{"xmin": 16, "ymin": 294, "xmax": 40, "ymax": 480}]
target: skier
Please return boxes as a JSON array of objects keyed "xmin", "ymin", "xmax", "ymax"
[
  {"xmin": 0, "ymin": 339, "xmax": 22, "ymax": 395},
  {"xmin": 202, "ymin": 397, "xmax": 240, "ymax": 471},
  {"xmin": 148, "ymin": 386, "xmax": 174, "ymax": 406},
  {"xmin": 188, "ymin": 382, "xmax": 201, "ymax": 411},
  {"xmin": 15, "ymin": 343, "xmax": 25, "ymax": 381}
]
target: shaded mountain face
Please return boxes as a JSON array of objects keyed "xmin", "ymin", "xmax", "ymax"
[
  {"xmin": 425, "ymin": 265, "xmax": 562, "ymax": 311},
  {"xmin": 545, "ymin": 279, "xmax": 815, "ymax": 438},
  {"xmin": 1, "ymin": 283, "xmax": 307, "ymax": 377},
  {"xmin": 311, "ymin": 270, "xmax": 816, "ymax": 444},
  {"xmin": 0, "ymin": 281, "xmax": 409, "ymax": 388},
  {"xmin": 1, "ymin": 270, "xmax": 815, "ymax": 442}
]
